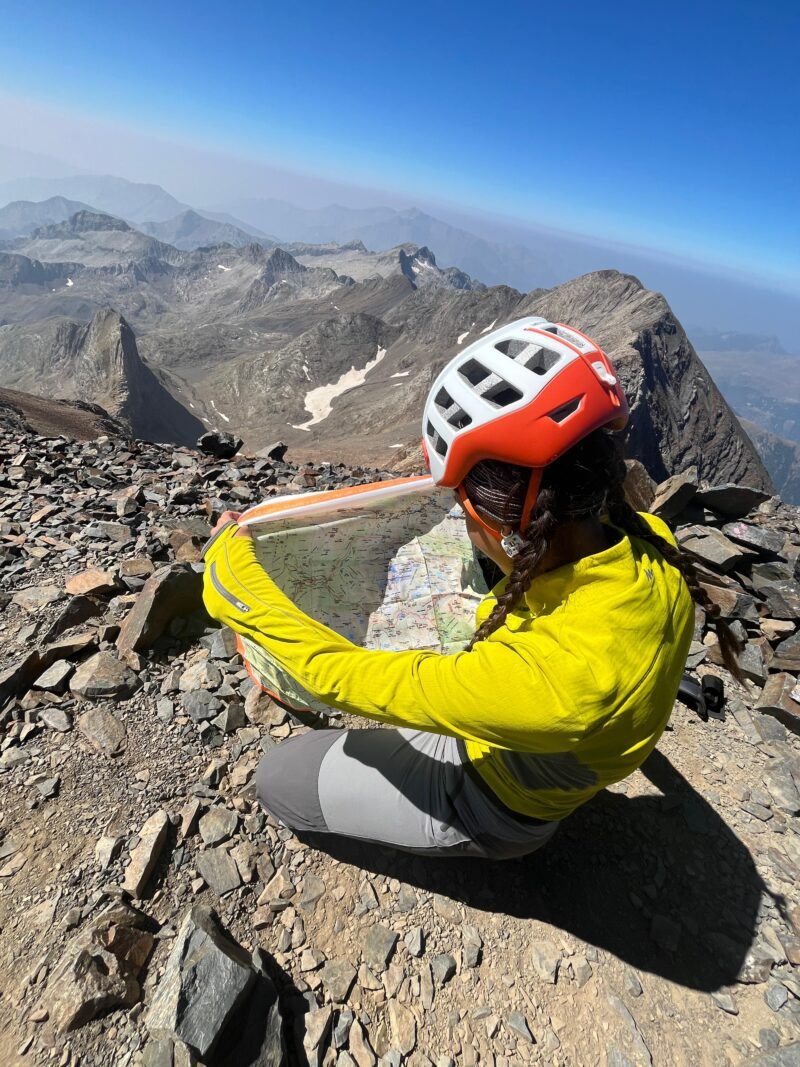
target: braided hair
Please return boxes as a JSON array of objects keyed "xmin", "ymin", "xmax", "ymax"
[{"xmin": 465, "ymin": 430, "xmax": 744, "ymax": 683}]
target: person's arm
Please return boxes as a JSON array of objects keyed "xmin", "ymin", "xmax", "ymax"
[{"xmin": 202, "ymin": 522, "xmax": 585, "ymax": 752}]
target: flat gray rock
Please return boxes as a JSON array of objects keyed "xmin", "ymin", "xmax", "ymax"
[
  {"xmin": 145, "ymin": 905, "xmax": 255, "ymax": 1060},
  {"xmin": 196, "ymin": 848, "xmax": 242, "ymax": 896},
  {"xmin": 361, "ymin": 924, "xmax": 398, "ymax": 971},
  {"xmin": 34, "ymin": 659, "xmax": 74, "ymax": 693},
  {"xmin": 320, "ymin": 959, "xmax": 357, "ymax": 1003},
  {"xmin": 78, "ymin": 707, "xmax": 127, "ymax": 756},
  {"xmin": 199, "ymin": 806, "xmax": 239, "ymax": 846}
]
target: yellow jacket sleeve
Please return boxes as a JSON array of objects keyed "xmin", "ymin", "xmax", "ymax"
[{"xmin": 201, "ymin": 522, "xmax": 588, "ymax": 752}]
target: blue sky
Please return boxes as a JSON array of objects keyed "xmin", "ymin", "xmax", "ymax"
[{"xmin": 1, "ymin": 0, "xmax": 798, "ymax": 285}]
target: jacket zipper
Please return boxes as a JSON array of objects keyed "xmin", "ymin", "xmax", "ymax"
[{"xmin": 209, "ymin": 561, "xmax": 251, "ymax": 614}]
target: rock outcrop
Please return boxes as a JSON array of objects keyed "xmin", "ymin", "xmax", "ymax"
[
  {"xmin": 518, "ymin": 271, "xmax": 773, "ymax": 491},
  {"xmin": 0, "ymin": 311, "xmax": 204, "ymax": 445},
  {"xmin": 236, "ymin": 247, "xmax": 345, "ymax": 312}
]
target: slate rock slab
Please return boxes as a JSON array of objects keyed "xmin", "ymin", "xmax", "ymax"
[
  {"xmin": 696, "ymin": 483, "xmax": 771, "ymax": 519},
  {"xmin": 116, "ymin": 564, "xmax": 203, "ymax": 656},
  {"xmin": 214, "ymin": 968, "xmax": 287, "ymax": 1067},
  {"xmin": 123, "ymin": 810, "xmax": 170, "ymax": 897},
  {"xmin": 78, "ymin": 707, "xmax": 127, "ymax": 756},
  {"xmin": 71, "ymin": 652, "xmax": 140, "ymax": 701},
  {"xmin": 34, "ymin": 659, "xmax": 74, "ymax": 693},
  {"xmin": 679, "ymin": 528, "xmax": 745, "ymax": 573},
  {"xmin": 651, "ymin": 470, "xmax": 698, "ymax": 520},
  {"xmin": 145, "ymin": 905, "xmax": 256, "ymax": 1060},
  {"xmin": 722, "ymin": 522, "xmax": 786, "ymax": 556},
  {"xmin": 199, "ymin": 806, "xmax": 239, "ymax": 846},
  {"xmin": 41, "ymin": 901, "xmax": 155, "ymax": 1033},
  {"xmin": 362, "ymin": 924, "xmax": 398, "ymax": 971},
  {"xmin": 756, "ymin": 674, "xmax": 800, "ymax": 735},
  {"xmin": 196, "ymin": 847, "xmax": 242, "ymax": 896},
  {"xmin": 0, "ymin": 652, "xmax": 43, "ymax": 706},
  {"xmin": 772, "ymin": 632, "xmax": 800, "ymax": 673},
  {"xmin": 320, "ymin": 958, "xmax": 357, "ymax": 1003},
  {"xmin": 65, "ymin": 568, "xmax": 117, "ymax": 597},
  {"xmin": 11, "ymin": 584, "xmax": 63, "ymax": 613}
]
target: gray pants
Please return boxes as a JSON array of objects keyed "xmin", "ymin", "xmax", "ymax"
[{"xmin": 255, "ymin": 727, "xmax": 558, "ymax": 860}]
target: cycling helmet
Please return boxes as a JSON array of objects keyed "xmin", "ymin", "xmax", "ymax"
[{"xmin": 422, "ymin": 316, "xmax": 629, "ymax": 536}]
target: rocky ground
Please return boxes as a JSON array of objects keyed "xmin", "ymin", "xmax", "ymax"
[{"xmin": 0, "ymin": 428, "xmax": 799, "ymax": 1067}]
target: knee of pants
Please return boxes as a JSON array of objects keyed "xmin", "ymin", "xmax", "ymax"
[
  {"xmin": 254, "ymin": 729, "xmax": 339, "ymax": 833},
  {"xmin": 254, "ymin": 744, "xmax": 281, "ymax": 817}
]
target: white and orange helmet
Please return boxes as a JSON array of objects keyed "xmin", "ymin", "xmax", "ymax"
[{"xmin": 422, "ymin": 317, "xmax": 629, "ymax": 535}]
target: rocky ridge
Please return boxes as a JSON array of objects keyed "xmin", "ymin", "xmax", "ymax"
[
  {"xmin": 0, "ymin": 426, "xmax": 798, "ymax": 1066},
  {"xmin": 0, "ymin": 209, "xmax": 773, "ymax": 492}
]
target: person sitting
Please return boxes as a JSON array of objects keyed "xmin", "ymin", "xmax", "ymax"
[{"xmin": 201, "ymin": 317, "xmax": 741, "ymax": 859}]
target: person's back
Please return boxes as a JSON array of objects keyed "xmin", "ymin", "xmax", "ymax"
[{"xmin": 462, "ymin": 510, "xmax": 695, "ymax": 822}]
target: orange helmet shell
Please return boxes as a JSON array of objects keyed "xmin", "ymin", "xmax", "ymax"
[{"xmin": 422, "ymin": 317, "xmax": 629, "ymax": 488}]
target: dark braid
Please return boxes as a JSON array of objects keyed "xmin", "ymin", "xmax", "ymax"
[
  {"xmin": 466, "ymin": 430, "xmax": 745, "ymax": 683},
  {"xmin": 467, "ymin": 485, "xmax": 560, "ymax": 649}
]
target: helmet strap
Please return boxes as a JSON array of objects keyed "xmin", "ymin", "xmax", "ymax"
[
  {"xmin": 456, "ymin": 484, "xmax": 503, "ymax": 544},
  {"xmin": 457, "ymin": 467, "xmax": 543, "ymax": 551},
  {"xmin": 520, "ymin": 468, "xmax": 543, "ymax": 532}
]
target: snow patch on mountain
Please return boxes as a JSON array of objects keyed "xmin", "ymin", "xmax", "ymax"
[{"xmin": 293, "ymin": 346, "xmax": 387, "ymax": 431}]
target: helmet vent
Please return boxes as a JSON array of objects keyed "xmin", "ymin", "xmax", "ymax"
[
  {"xmin": 495, "ymin": 338, "xmax": 528, "ymax": 358},
  {"xmin": 548, "ymin": 397, "xmax": 582, "ymax": 423},
  {"xmin": 522, "ymin": 346, "xmax": 561, "ymax": 376},
  {"xmin": 483, "ymin": 382, "xmax": 523, "ymax": 408},
  {"xmin": 495, "ymin": 338, "xmax": 561, "ymax": 375},
  {"xmin": 434, "ymin": 387, "xmax": 454, "ymax": 411},
  {"xmin": 447, "ymin": 409, "xmax": 472, "ymax": 429},
  {"xmin": 426, "ymin": 420, "xmax": 448, "ymax": 457},
  {"xmin": 434, "ymin": 386, "xmax": 472, "ymax": 430},
  {"xmin": 459, "ymin": 360, "xmax": 491, "ymax": 386}
]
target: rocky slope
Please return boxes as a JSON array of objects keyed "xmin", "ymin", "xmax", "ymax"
[
  {"xmin": 139, "ymin": 210, "xmax": 277, "ymax": 252},
  {"xmin": 0, "ymin": 386, "xmax": 125, "ymax": 439},
  {"xmin": 0, "ymin": 427, "xmax": 799, "ymax": 1067},
  {"xmin": 6, "ymin": 211, "xmax": 185, "ymax": 269}
]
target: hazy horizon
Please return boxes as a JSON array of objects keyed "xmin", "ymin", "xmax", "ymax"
[{"xmin": 1, "ymin": 0, "xmax": 798, "ymax": 349}]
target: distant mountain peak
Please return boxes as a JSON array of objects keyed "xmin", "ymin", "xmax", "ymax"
[
  {"xmin": 33, "ymin": 210, "xmax": 131, "ymax": 238},
  {"xmin": 261, "ymin": 246, "xmax": 307, "ymax": 279}
]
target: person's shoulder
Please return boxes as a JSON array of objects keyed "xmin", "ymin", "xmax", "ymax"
[{"xmin": 635, "ymin": 511, "xmax": 678, "ymax": 549}]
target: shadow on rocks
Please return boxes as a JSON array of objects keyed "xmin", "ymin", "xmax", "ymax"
[{"xmin": 298, "ymin": 749, "xmax": 777, "ymax": 993}]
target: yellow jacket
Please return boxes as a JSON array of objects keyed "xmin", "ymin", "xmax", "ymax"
[{"xmin": 202, "ymin": 512, "xmax": 694, "ymax": 822}]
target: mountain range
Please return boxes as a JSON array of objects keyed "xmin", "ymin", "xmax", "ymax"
[
  {"xmin": 2, "ymin": 171, "xmax": 798, "ymax": 352},
  {"xmin": 0, "ymin": 205, "xmax": 775, "ymax": 500}
]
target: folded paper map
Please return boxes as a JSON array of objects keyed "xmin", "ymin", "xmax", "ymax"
[{"xmin": 236, "ymin": 475, "xmax": 488, "ymax": 714}]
